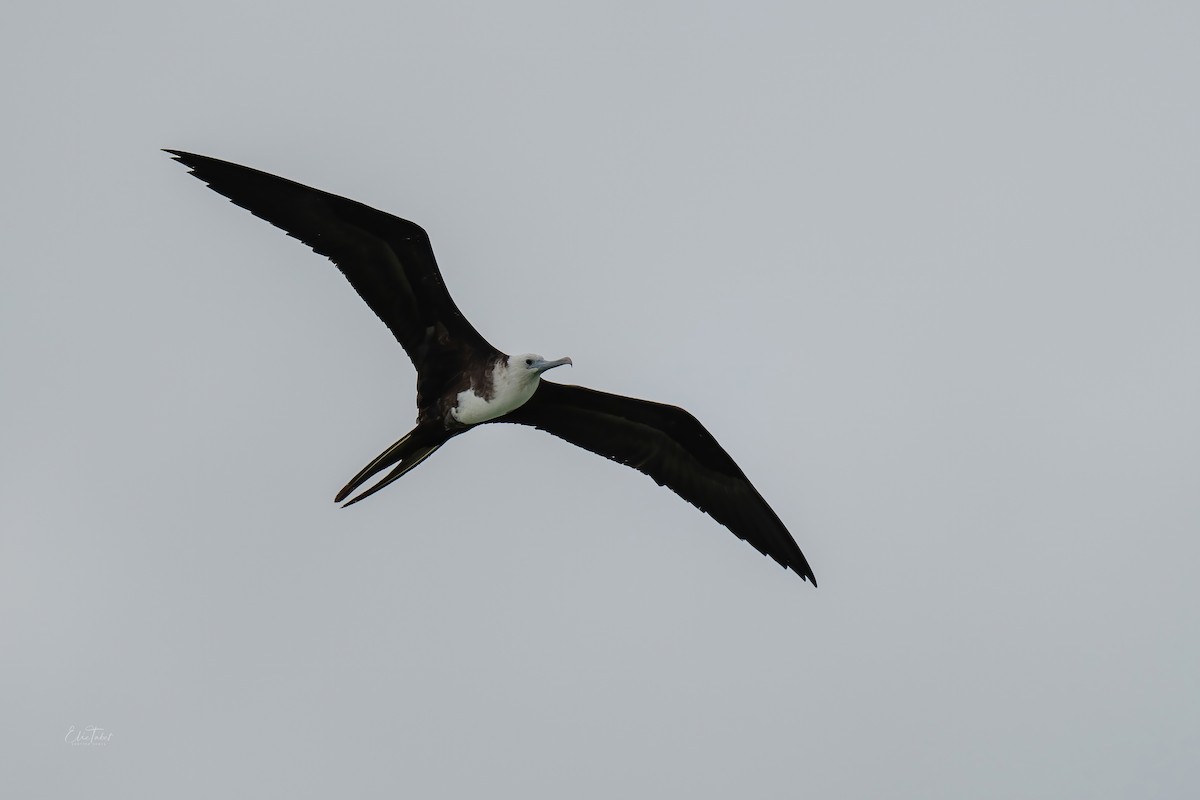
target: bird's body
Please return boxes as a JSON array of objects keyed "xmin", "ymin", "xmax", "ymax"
[
  {"xmin": 449, "ymin": 354, "xmax": 570, "ymax": 426},
  {"xmin": 168, "ymin": 150, "xmax": 816, "ymax": 584}
]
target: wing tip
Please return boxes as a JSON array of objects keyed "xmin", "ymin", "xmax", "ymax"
[
  {"xmin": 163, "ymin": 149, "xmax": 212, "ymax": 178},
  {"xmin": 779, "ymin": 555, "xmax": 817, "ymax": 587}
]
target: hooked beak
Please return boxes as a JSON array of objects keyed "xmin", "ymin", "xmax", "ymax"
[{"xmin": 532, "ymin": 356, "xmax": 572, "ymax": 374}]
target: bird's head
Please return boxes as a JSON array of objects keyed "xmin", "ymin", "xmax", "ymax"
[{"xmin": 509, "ymin": 353, "xmax": 573, "ymax": 383}]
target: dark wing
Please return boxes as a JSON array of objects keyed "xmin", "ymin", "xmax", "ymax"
[
  {"xmin": 500, "ymin": 381, "xmax": 816, "ymax": 583},
  {"xmin": 166, "ymin": 150, "xmax": 497, "ymax": 367}
]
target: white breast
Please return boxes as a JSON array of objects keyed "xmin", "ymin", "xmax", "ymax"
[{"xmin": 450, "ymin": 361, "xmax": 539, "ymax": 425}]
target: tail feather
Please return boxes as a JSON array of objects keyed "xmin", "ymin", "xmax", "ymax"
[{"xmin": 336, "ymin": 426, "xmax": 452, "ymax": 506}]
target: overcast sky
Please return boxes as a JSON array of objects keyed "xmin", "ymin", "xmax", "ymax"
[{"xmin": 3, "ymin": 2, "xmax": 1198, "ymax": 797}]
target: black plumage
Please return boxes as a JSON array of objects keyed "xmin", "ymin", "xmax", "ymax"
[{"xmin": 168, "ymin": 150, "xmax": 816, "ymax": 584}]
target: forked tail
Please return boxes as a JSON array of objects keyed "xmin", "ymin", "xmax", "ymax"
[{"xmin": 336, "ymin": 425, "xmax": 454, "ymax": 506}]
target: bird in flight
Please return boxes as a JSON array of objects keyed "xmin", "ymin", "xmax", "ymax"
[{"xmin": 167, "ymin": 151, "xmax": 815, "ymax": 584}]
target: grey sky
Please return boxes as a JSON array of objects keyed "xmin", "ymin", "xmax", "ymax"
[{"xmin": 3, "ymin": 2, "xmax": 1198, "ymax": 797}]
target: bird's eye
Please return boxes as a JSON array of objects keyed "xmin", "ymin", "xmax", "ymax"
[{"xmin": 525, "ymin": 358, "xmax": 533, "ymax": 366}]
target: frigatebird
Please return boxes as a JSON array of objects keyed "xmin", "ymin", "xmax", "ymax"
[{"xmin": 167, "ymin": 150, "xmax": 816, "ymax": 584}]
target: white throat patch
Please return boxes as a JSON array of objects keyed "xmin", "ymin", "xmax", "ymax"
[{"xmin": 450, "ymin": 360, "xmax": 539, "ymax": 425}]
